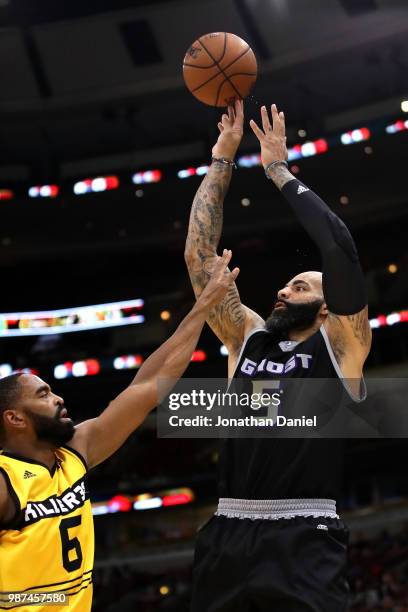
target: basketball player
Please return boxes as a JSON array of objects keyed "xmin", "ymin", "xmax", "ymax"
[
  {"xmin": 0, "ymin": 251, "xmax": 239, "ymax": 611},
  {"xmin": 185, "ymin": 100, "xmax": 372, "ymax": 611}
]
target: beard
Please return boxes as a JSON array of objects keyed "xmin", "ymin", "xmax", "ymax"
[
  {"xmin": 265, "ymin": 298, "xmax": 324, "ymax": 341},
  {"xmin": 27, "ymin": 405, "xmax": 75, "ymax": 447}
]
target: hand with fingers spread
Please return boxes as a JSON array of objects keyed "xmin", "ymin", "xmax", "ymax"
[
  {"xmin": 249, "ymin": 104, "xmax": 288, "ymax": 170},
  {"xmin": 197, "ymin": 249, "xmax": 240, "ymax": 310},
  {"xmin": 212, "ymin": 99, "xmax": 244, "ymax": 161}
]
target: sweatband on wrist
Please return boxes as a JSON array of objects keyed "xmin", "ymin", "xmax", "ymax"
[{"xmin": 265, "ymin": 160, "xmax": 288, "ymax": 179}]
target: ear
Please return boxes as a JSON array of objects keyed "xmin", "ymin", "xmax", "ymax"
[
  {"xmin": 3, "ymin": 410, "xmax": 26, "ymax": 430},
  {"xmin": 320, "ymin": 302, "xmax": 329, "ymax": 316}
]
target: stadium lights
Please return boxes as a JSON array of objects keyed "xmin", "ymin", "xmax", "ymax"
[
  {"xmin": 28, "ymin": 185, "xmax": 59, "ymax": 198},
  {"xmin": 162, "ymin": 492, "xmax": 193, "ymax": 507},
  {"xmin": 0, "ymin": 365, "xmax": 38, "ymax": 377},
  {"xmin": 160, "ymin": 586, "xmax": 170, "ymax": 596},
  {"xmin": 73, "ymin": 176, "xmax": 119, "ymax": 195},
  {"xmin": 1, "ymin": 120, "xmax": 407, "ymax": 201},
  {"xmin": 237, "ymin": 153, "xmax": 261, "ymax": 168},
  {"xmin": 54, "ymin": 359, "xmax": 101, "ymax": 379},
  {"xmin": 1, "ymin": 306, "xmax": 407, "ymax": 380},
  {"xmin": 385, "ymin": 119, "xmax": 408, "ymax": 134},
  {"xmin": 113, "ymin": 355, "xmax": 143, "ymax": 370},
  {"xmin": 177, "ymin": 165, "xmax": 209, "ymax": 179},
  {"xmin": 108, "ymin": 495, "xmax": 133, "ymax": 512},
  {"xmin": 369, "ymin": 310, "xmax": 408, "ymax": 329},
  {"xmin": 134, "ymin": 497, "xmax": 162, "ymax": 511},
  {"xmin": 0, "ymin": 189, "xmax": 14, "ymax": 201},
  {"xmin": 401, "ymin": 101, "xmax": 408, "ymax": 113},
  {"xmin": 132, "ymin": 170, "xmax": 162, "ymax": 184},
  {"xmin": 91, "ymin": 488, "xmax": 194, "ymax": 516},
  {"xmin": 55, "ymin": 354, "xmax": 144, "ymax": 379},
  {"xmin": 295, "ymin": 139, "xmax": 329, "ymax": 158},
  {"xmin": 237, "ymin": 139, "xmax": 329, "ymax": 168},
  {"xmin": 32, "ymin": 350, "xmax": 207, "ymax": 380},
  {"xmin": 191, "ymin": 350, "xmax": 207, "ymax": 362},
  {"xmin": 0, "ymin": 298, "xmax": 144, "ymax": 337},
  {"xmin": 340, "ymin": 128, "xmax": 370, "ymax": 145},
  {"xmin": 0, "ymin": 364, "xmax": 13, "ymax": 377}
]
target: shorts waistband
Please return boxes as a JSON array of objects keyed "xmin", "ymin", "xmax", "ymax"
[{"xmin": 215, "ymin": 498, "xmax": 338, "ymax": 520}]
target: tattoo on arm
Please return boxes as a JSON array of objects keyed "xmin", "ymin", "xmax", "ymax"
[
  {"xmin": 185, "ymin": 161, "xmax": 232, "ymax": 288},
  {"xmin": 267, "ymin": 164, "xmax": 295, "ymax": 191},
  {"xmin": 185, "ymin": 161, "xmax": 246, "ymax": 348},
  {"xmin": 208, "ymin": 283, "xmax": 245, "ymax": 348}
]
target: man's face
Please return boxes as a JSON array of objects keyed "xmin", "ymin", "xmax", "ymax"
[
  {"xmin": 18, "ymin": 375, "xmax": 75, "ymax": 446},
  {"xmin": 265, "ymin": 272, "xmax": 327, "ymax": 339}
]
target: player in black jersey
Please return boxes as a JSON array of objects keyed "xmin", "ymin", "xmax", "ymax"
[{"xmin": 185, "ymin": 100, "xmax": 372, "ymax": 612}]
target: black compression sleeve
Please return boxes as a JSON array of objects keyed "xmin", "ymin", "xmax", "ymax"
[{"xmin": 281, "ymin": 179, "xmax": 366, "ymax": 315}]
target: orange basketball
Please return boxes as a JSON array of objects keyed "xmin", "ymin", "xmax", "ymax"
[{"xmin": 183, "ymin": 32, "xmax": 257, "ymax": 107}]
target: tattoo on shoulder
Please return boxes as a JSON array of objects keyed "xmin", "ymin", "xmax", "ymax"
[
  {"xmin": 327, "ymin": 315, "xmax": 347, "ymax": 363},
  {"xmin": 346, "ymin": 308, "xmax": 371, "ymax": 347},
  {"xmin": 328, "ymin": 307, "xmax": 371, "ymax": 356}
]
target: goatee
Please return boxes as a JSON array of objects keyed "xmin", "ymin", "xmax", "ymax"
[
  {"xmin": 27, "ymin": 406, "xmax": 75, "ymax": 447},
  {"xmin": 265, "ymin": 298, "xmax": 324, "ymax": 341}
]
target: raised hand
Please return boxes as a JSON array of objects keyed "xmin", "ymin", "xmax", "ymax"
[
  {"xmin": 212, "ymin": 99, "xmax": 244, "ymax": 161},
  {"xmin": 249, "ymin": 104, "xmax": 288, "ymax": 169},
  {"xmin": 198, "ymin": 249, "xmax": 240, "ymax": 310}
]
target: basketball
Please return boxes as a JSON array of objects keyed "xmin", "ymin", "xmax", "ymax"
[{"xmin": 183, "ymin": 32, "xmax": 257, "ymax": 107}]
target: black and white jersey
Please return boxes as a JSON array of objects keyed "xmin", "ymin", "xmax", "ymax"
[{"xmin": 218, "ymin": 326, "xmax": 365, "ymax": 501}]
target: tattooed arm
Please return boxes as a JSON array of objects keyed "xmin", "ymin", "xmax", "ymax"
[
  {"xmin": 185, "ymin": 100, "xmax": 264, "ymax": 368},
  {"xmin": 250, "ymin": 104, "xmax": 371, "ymax": 374}
]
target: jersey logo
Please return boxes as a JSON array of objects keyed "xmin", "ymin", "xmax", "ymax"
[
  {"xmin": 278, "ymin": 340, "xmax": 299, "ymax": 352},
  {"xmin": 19, "ymin": 476, "xmax": 89, "ymax": 528},
  {"xmin": 240, "ymin": 353, "xmax": 313, "ymax": 377},
  {"xmin": 23, "ymin": 470, "xmax": 37, "ymax": 479},
  {"xmin": 297, "ymin": 185, "xmax": 309, "ymax": 195}
]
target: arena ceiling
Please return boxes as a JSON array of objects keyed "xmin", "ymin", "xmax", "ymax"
[{"xmin": 0, "ymin": 0, "xmax": 407, "ymax": 181}]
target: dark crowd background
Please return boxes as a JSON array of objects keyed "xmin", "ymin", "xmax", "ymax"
[{"xmin": 0, "ymin": 0, "xmax": 408, "ymax": 609}]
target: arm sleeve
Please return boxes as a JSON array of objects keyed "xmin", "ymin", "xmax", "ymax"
[{"xmin": 281, "ymin": 179, "xmax": 367, "ymax": 315}]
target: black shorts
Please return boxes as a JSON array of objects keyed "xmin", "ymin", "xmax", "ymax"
[{"xmin": 191, "ymin": 515, "xmax": 350, "ymax": 612}]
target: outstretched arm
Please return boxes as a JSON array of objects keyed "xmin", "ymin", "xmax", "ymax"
[
  {"xmin": 250, "ymin": 105, "xmax": 371, "ymax": 370},
  {"xmin": 185, "ymin": 100, "xmax": 263, "ymax": 362},
  {"xmin": 70, "ymin": 251, "xmax": 239, "ymax": 468}
]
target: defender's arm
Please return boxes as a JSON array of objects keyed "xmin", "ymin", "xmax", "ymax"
[{"xmin": 69, "ymin": 251, "xmax": 239, "ymax": 468}]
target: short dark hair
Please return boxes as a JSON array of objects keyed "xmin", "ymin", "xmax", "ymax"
[{"xmin": 0, "ymin": 373, "xmax": 24, "ymax": 443}]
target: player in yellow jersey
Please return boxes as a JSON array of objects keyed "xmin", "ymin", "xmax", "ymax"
[{"xmin": 0, "ymin": 251, "xmax": 239, "ymax": 611}]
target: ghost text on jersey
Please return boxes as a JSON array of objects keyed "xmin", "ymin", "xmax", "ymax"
[{"xmin": 240, "ymin": 353, "xmax": 313, "ymax": 376}]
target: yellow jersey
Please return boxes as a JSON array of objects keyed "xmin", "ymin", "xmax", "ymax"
[{"xmin": 0, "ymin": 446, "xmax": 94, "ymax": 611}]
